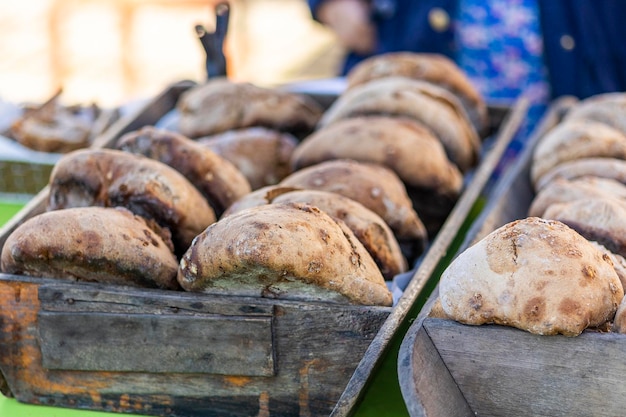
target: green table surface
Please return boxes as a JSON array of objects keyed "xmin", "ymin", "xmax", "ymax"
[{"xmin": 0, "ymin": 197, "xmax": 480, "ymax": 417}]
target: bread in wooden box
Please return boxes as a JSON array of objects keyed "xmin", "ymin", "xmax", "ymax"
[
  {"xmin": 278, "ymin": 159, "xmax": 427, "ymax": 263},
  {"xmin": 197, "ymin": 126, "xmax": 298, "ymax": 190},
  {"xmin": 178, "ymin": 202, "xmax": 393, "ymax": 306},
  {"xmin": 47, "ymin": 148, "xmax": 215, "ymax": 256},
  {"xmin": 345, "ymin": 52, "xmax": 488, "ymax": 135},
  {"xmin": 317, "ymin": 76, "xmax": 480, "ymax": 173},
  {"xmin": 177, "ymin": 77, "xmax": 324, "ymax": 139},
  {"xmin": 439, "ymin": 217, "xmax": 623, "ymax": 336},
  {"xmin": 530, "ymin": 119, "xmax": 626, "ymax": 187},
  {"xmin": 290, "ymin": 115, "xmax": 464, "ymax": 200},
  {"xmin": 115, "ymin": 125, "xmax": 251, "ymax": 217},
  {"xmin": 223, "ymin": 186, "xmax": 409, "ymax": 280},
  {"xmin": 1, "ymin": 206, "xmax": 179, "ymax": 290}
]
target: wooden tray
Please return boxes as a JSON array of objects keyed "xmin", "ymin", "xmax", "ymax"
[
  {"xmin": 395, "ymin": 96, "xmax": 626, "ymax": 417},
  {"xmin": 0, "ymin": 80, "xmax": 527, "ymax": 417}
]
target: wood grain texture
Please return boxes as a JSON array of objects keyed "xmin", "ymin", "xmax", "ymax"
[
  {"xmin": 0, "ymin": 275, "xmax": 390, "ymax": 417},
  {"xmin": 426, "ymin": 318, "xmax": 626, "ymax": 417}
]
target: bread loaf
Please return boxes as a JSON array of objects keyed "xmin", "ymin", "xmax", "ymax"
[
  {"xmin": 197, "ymin": 127, "xmax": 298, "ymax": 190},
  {"xmin": 48, "ymin": 148, "xmax": 216, "ymax": 256},
  {"xmin": 177, "ymin": 78, "xmax": 323, "ymax": 139},
  {"xmin": 1, "ymin": 206, "xmax": 179, "ymax": 289},
  {"xmin": 317, "ymin": 76, "xmax": 480, "ymax": 172},
  {"xmin": 290, "ymin": 115, "xmax": 463, "ymax": 199},
  {"xmin": 531, "ymin": 120, "xmax": 626, "ymax": 186},
  {"xmin": 439, "ymin": 217, "xmax": 623, "ymax": 336},
  {"xmin": 223, "ymin": 186, "xmax": 410, "ymax": 280},
  {"xmin": 178, "ymin": 202, "xmax": 393, "ymax": 306},
  {"xmin": 534, "ymin": 157, "xmax": 626, "ymax": 191},
  {"xmin": 345, "ymin": 52, "xmax": 488, "ymax": 134},
  {"xmin": 116, "ymin": 126, "xmax": 251, "ymax": 216}
]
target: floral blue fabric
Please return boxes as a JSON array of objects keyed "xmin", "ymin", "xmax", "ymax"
[{"xmin": 456, "ymin": 0, "xmax": 549, "ymax": 144}]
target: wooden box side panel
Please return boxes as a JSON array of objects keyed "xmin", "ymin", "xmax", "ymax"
[
  {"xmin": 398, "ymin": 317, "xmax": 473, "ymax": 417},
  {"xmin": 0, "ymin": 277, "xmax": 391, "ymax": 417},
  {"xmin": 426, "ymin": 318, "xmax": 626, "ymax": 417}
]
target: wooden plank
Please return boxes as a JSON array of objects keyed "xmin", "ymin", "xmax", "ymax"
[
  {"xmin": 38, "ymin": 312, "xmax": 275, "ymax": 376},
  {"xmin": 426, "ymin": 318, "xmax": 626, "ymax": 417},
  {"xmin": 0, "ymin": 275, "xmax": 391, "ymax": 416},
  {"xmin": 398, "ymin": 316, "xmax": 473, "ymax": 417}
]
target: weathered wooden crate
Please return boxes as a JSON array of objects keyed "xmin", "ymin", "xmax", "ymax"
[
  {"xmin": 0, "ymin": 80, "xmax": 527, "ymax": 417},
  {"xmin": 395, "ymin": 96, "xmax": 626, "ymax": 417}
]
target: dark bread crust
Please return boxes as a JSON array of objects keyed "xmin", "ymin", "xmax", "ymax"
[
  {"xmin": 116, "ymin": 126, "xmax": 251, "ymax": 216},
  {"xmin": 48, "ymin": 148, "xmax": 216, "ymax": 256},
  {"xmin": 1, "ymin": 206, "xmax": 179, "ymax": 289}
]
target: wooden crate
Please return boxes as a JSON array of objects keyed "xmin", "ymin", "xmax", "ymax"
[
  {"xmin": 395, "ymin": 96, "xmax": 626, "ymax": 417},
  {"xmin": 0, "ymin": 80, "xmax": 527, "ymax": 417}
]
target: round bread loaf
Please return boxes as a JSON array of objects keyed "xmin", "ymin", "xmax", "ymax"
[
  {"xmin": 439, "ymin": 217, "xmax": 623, "ymax": 336},
  {"xmin": 177, "ymin": 78, "xmax": 323, "ymax": 139},
  {"xmin": 48, "ymin": 148, "xmax": 216, "ymax": 256},
  {"xmin": 178, "ymin": 202, "xmax": 393, "ymax": 306},
  {"xmin": 197, "ymin": 127, "xmax": 298, "ymax": 190},
  {"xmin": 223, "ymin": 186, "xmax": 410, "ymax": 280},
  {"xmin": 115, "ymin": 126, "xmax": 251, "ymax": 216},
  {"xmin": 542, "ymin": 197, "xmax": 626, "ymax": 259},
  {"xmin": 317, "ymin": 76, "xmax": 480, "ymax": 172},
  {"xmin": 345, "ymin": 52, "xmax": 488, "ymax": 134},
  {"xmin": 1, "ymin": 206, "xmax": 179, "ymax": 289},
  {"xmin": 534, "ymin": 157, "xmax": 626, "ymax": 191},
  {"xmin": 531, "ymin": 120, "xmax": 626, "ymax": 186},
  {"xmin": 279, "ymin": 159, "xmax": 425, "ymax": 235},
  {"xmin": 612, "ymin": 295, "xmax": 626, "ymax": 333},
  {"xmin": 290, "ymin": 115, "xmax": 463, "ymax": 199},
  {"xmin": 564, "ymin": 92, "xmax": 626, "ymax": 136},
  {"xmin": 529, "ymin": 177, "xmax": 626, "ymax": 218}
]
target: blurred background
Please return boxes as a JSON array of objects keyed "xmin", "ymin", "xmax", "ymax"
[{"xmin": 0, "ymin": 0, "xmax": 344, "ymax": 108}]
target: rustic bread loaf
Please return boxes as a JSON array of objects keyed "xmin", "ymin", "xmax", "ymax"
[
  {"xmin": 317, "ymin": 76, "xmax": 480, "ymax": 172},
  {"xmin": 531, "ymin": 120, "xmax": 626, "ymax": 186},
  {"xmin": 177, "ymin": 78, "xmax": 323, "ymax": 139},
  {"xmin": 197, "ymin": 127, "xmax": 298, "ymax": 190},
  {"xmin": 590, "ymin": 241, "xmax": 626, "ymax": 295},
  {"xmin": 345, "ymin": 52, "xmax": 488, "ymax": 134},
  {"xmin": 115, "ymin": 126, "xmax": 251, "ymax": 216},
  {"xmin": 279, "ymin": 160, "xmax": 424, "ymax": 239},
  {"xmin": 564, "ymin": 92, "xmax": 626, "ymax": 136},
  {"xmin": 612, "ymin": 296, "xmax": 626, "ymax": 333},
  {"xmin": 47, "ymin": 148, "xmax": 216, "ymax": 256},
  {"xmin": 223, "ymin": 186, "xmax": 409, "ymax": 280},
  {"xmin": 278, "ymin": 159, "xmax": 427, "ymax": 264},
  {"xmin": 290, "ymin": 115, "xmax": 463, "ymax": 199},
  {"xmin": 1, "ymin": 206, "xmax": 179, "ymax": 289},
  {"xmin": 178, "ymin": 202, "xmax": 393, "ymax": 306},
  {"xmin": 529, "ymin": 177, "xmax": 626, "ymax": 218},
  {"xmin": 439, "ymin": 217, "xmax": 623, "ymax": 336},
  {"xmin": 542, "ymin": 197, "xmax": 626, "ymax": 259},
  {"xmin": 534, "ymin": 157, "xmax": 626, "ymax": 191}
]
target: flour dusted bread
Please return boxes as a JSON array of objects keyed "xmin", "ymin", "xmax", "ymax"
[
  {"xmin": 534, "ymin": 157, "xmax": 626, "ymax": 191},
  {"xmin": 542, "ymin": 197, "xmax": 626, "ymax": 259},
  {"xmin": 290, "ymin": 116, "xmax": 463, "ymax": 199},
  {"xmin": 279, "ymin": 158, "xmax": 426, "ymax": 245},
  {"xmin": 48, "ymin": 148, "xmax": 216, "ymax": 255},
  {"xmin": 1, "ymin": 207, "xmax": 179, "ymax": 289},
  {"xmin": 115, "ymin": 126, "xmax": 251, "ymax": 216},
  {"xmin": 529, "ymin": 176, "xmax": 626, "ymax": 217},
  {"xmin": 345, "ymin": 52, "xmax": 488, "ymax": 134},
  {"xmin": 564, "ymin": 92, "xmax": 626, "ymax": 136},
  {"xmin": 197, "ymin": 127, "xmax": 298, "ymax": 190},
  {"xmin": 177, "ymin": 78, "xmax": 323, "ymax": 139},
  {"xmin": 223, "ymin": 186, "xmax": 409, "ymax": 280},
  {"xmin": 317, "ymin": 76, "xmax": 480, "ymax": 172},
  {"xmin": 178, "ymin": 202, "xmax": 392, "ymax": 306},
  {"xmin": 439, "ymin": 217, "xmax": 623, "ymax": 336},
  {"xmin": 531, "ymin": 120, "xmax": 626, "ymax": 186}
]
